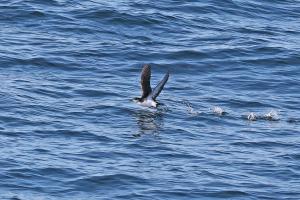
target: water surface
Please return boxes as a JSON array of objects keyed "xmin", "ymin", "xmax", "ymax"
[{"xmin": 0, "ymin": 0, "xmax": 300, "ymax": 199}]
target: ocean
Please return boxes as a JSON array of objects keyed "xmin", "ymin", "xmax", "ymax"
[{"xmin": 0, "ymin": 0, "xmax": 299, "ymax": 199}]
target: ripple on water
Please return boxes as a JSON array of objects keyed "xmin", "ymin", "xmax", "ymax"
[{"xmin": 68, "ymin": 174, "xmax": 148, "ymax": 192}]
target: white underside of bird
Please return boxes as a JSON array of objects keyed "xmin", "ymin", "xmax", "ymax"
[{"xmin": 135, "ymin": 98, "xmax": 157, "ymax": 108}]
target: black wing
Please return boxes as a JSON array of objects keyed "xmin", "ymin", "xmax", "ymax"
[
  {"xmin": 151, "ymin": 71, "xmax": 169, "ymax": 100},
  {"xmin": 140, "ymin": 64, "xmax": 152, "ymax": 98}
]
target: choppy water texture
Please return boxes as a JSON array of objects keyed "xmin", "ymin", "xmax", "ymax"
[{"xmin": 0, "ymin": 0, "xmax": 300, "ymax": 199}]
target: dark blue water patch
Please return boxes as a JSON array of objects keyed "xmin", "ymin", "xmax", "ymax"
[
  {"xmin": 287, "ymin": 118, "xmax": 300, "ymax": 124},
  {"xmin": 231, "ymin": 141, "xmax": 299, "ymax": 149},
  {"xmin": 68, "ymin": 174, "xmax": 148, "ymax": 192},
  {"xmin": 76, "ymin": 10, "xmax": 165, "ymax": 27},
  {"xmin": 0, "ymin": 131, "xmax": 26, "ymax": 137},
  {"xmin": 142, "ymin": 189, "xmax": 250, "ymax": 200},
  {"xmin": 33, "ymin": 129, "xmax": 114, "ymax": 141},
  {"xmin": 73, "ymin": 88, "xmax": 117, "ymax": 97},
  {"xmin": 10, "ymin": 197, "xmax": 22, "ymax": 200},
  {"xmin": 6, "ymin": 167, "xmax": 80, "ymax": 181}
]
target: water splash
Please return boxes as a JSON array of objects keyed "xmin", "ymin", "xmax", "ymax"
[
  {"xmin": 247, "ymin": 112, "xmax": 257, "ymax": 121},
  {"xmin": 212, "ymin": 106, "xmax": 225, "ymax": 116},
  {"xmin": 187, "ymin": 104, "xmax": 200, "ymax": 116},
  {"xmin": 182, "ymin": 100, "xmax": 200, "ymax": 115},
  {"xmin": 263, "ymin": 110, "xmax": 279, "ymax": 121},
  {"xmin": 246, "ymin": 110, "xmax": 279, "ymax": 121}
]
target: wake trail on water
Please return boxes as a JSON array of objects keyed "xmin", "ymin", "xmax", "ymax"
[{"xmin": 168, "ymin": 99, "xmax": 298, "ymax": 124}]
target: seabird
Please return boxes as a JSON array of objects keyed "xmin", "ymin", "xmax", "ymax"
[{"xmin": 134, "ymin": 64, "xmax": 169, "ymax": 108}]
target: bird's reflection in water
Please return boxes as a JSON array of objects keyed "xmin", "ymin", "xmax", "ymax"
[{"xmin": 133, "ymin": 107, "xmax": 166, "ymax": 137}]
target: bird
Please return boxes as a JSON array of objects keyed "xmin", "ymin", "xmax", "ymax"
[{"xmin": 133, "ymin": 64, "xmax": 169, "ymax": 108}]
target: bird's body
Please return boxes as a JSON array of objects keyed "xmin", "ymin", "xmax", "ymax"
[
  {"xmin": 135, "ymin": 97, "xmax": 157, "ymax": 107},
  {"xmin": 134, "ymin": 65, "xmax": 169, "ymax": 108}
]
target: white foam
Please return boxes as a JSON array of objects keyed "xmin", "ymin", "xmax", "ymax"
[
  {"xmin": 247, "ymin": 112, "xmax": 257, "ymax": 121},
  {"xmin": 212, "ymin": 106, "xmax": 225, "ymax": 116},
  {"xmin": 264, "ymin": 110, "xmax": 279, "ymax": 121},
  {"xmin": 186, "ymin": 103, "xmax": 199, "ymax": 115}
]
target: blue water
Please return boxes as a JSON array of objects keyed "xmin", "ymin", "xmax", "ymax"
[{"xmin": 0, "ymin": 1, "xmax": 300, "ymax": 199}]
